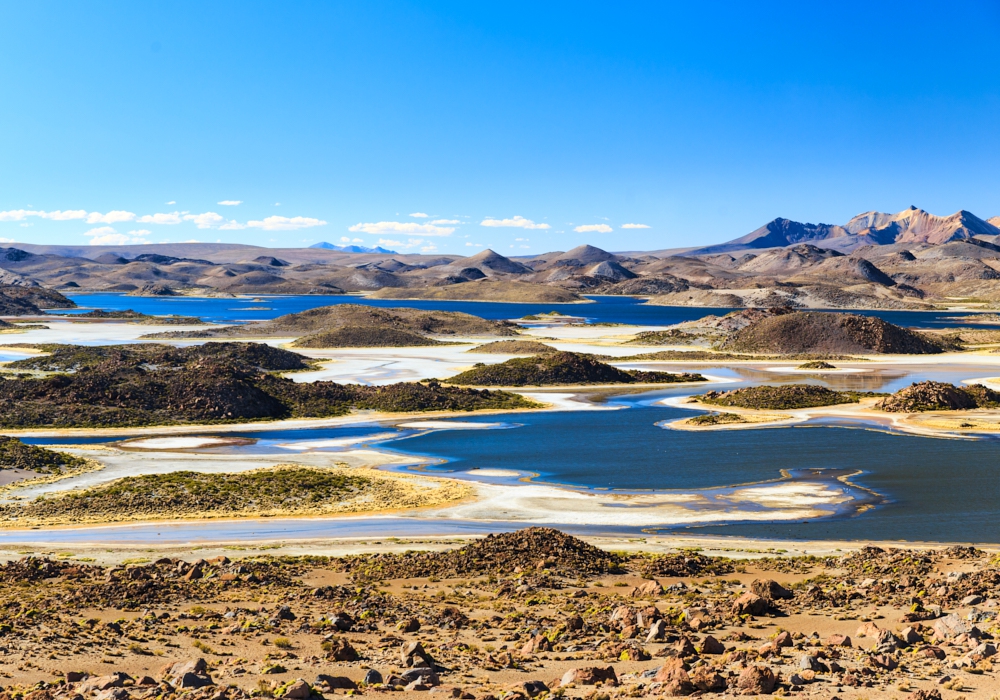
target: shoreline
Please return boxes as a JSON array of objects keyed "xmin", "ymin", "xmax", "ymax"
[
  {"xmin": 2, "ymin": 527, "xmax": 998, "ymax": 562},
  {"xmin": 659, "ymin": 393, "xmax": 1000, "ymax": 438}
]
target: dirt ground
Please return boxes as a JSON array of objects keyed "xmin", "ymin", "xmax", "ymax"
[{"xmin": 0, "ymin": 528, "xmax": 996, "ymax": 700}]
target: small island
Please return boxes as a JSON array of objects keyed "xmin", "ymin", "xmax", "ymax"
[{"xmin": 447, "ymin": 351, "xmax": 706, "ymax": 387}]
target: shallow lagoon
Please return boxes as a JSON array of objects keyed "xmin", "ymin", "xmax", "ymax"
[{"xmin": 12, "ymin": 293, "xmax": 999, "ymax": 544}]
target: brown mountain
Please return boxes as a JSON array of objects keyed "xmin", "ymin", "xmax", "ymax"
[{"xmin": 688, "ymin": 207, "xmax": 1000, "ymax": 256}]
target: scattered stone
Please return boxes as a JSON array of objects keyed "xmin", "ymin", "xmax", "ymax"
[
  {"xmin": 736, "ymin": 665, "xmax": 777, "ymax": 695},
  {"xmin": 700, "ymin": 635, "xmax": 725, "ymax": 654},
  {"xmin": 559, "ymin": 666, "xmax": 618, "ymax": 687}
]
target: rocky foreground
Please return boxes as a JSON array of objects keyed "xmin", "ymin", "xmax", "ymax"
[{"xmin": 0, "ymin": 529, "xmax": 996, "ymax": 700}]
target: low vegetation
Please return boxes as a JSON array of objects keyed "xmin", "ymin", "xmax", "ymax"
[
  {"xmin": 685, "ymin": 412, "xmax": 751, "ymax": 426},
  {"xmin": 292, "ymin": 325, "xmax": 451, "ymax": 348},
  {"xmin": 467, "ymin": 340, "xmax": 556, "ymax": 354},
  {"xmin": 875, "ymin": 380, "xmax": 1000, "ymax": 412},
  {"xmin": 797, "ymin": 360, "xmax": 835, "ymax": 369},
  {"xmin": 448, "ymin": 351, "xmax": 706, "ymax": 386},
  {"xmin": 0, "ymin": 343, "xmax": 537, "ymax": 428},
  {"xmin": 0, "ymin": 466, "xmax": 467, "ymax": 525},
  {"xmin": 696, "ymin": 385, "xmax": 879, "ymax": 410},
  {"xmin": 4, "ymin": 342, "xmax": 311, "ymax": 373},
  {"xmin": 0, "ymin": 436, "xmax": 86, "ymax": 473},
  {"xmin": 625, "ymin": 329, "xmax": 703, "ymax": 345},
  {"xmin": 73, "ymin": 309, "xmax": 205, "ymax": 325},
  {"xmin": 13, "ymin": 468, "xmax": 369, "ymax": 521}
]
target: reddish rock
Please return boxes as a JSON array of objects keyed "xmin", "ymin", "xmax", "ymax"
[
  {"xmin": 653, "ymin": 658, "xmax": 694, "ymax": 696},
  {"xmin": 732, "ymin": 592, "xmax": 768, "ymax": 616},
  {"xmin": 559, "ymin": 666, "xmax": 618, "ymax": 687},
  {"xmin": 856, "ymin": 621, "xmax": 881, "ymax": 638},
  {"xmin": 634, "ymin": 579, "xmax": 662, "ymax": 597},
  {"xmin": 691, "ymin": 666, "xmax": 726, "ymax": 692},
  {"xmin": 736, "ymin": 666, "xmax": 777, "ymax": 695},
  {"xmin": 827, "ymin": 634, "xmax": 852, "ymax": 647},
  {"xmin": 700, "ymin": 635, "xmax": 725, "ymax": 654},
  {"xmin": 520, "ymin": 634, "xmax": 551, "ymax": 655},
  {"xmin": 751, "ymin": 579, "xmax": 793, "ymax": 600},
  {"xmin": 326, "ymin": 637, "xmax": 359, "ymax": 662}
]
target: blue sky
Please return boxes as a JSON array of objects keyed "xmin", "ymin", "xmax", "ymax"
[{"xmin": 1, "ymin": 1, "xmax": 998, "ymax": 255}]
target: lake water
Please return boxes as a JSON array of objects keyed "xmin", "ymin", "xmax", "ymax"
[
  {"xmin": 17, "ymin": 293, "xmax": 998, "ymax": 546},
  {"xmin": 63, "ymin": 292, "xmax": 1000, "ymax": 328},
  {"xmin": 381, "ymin": 391, "xmax": 1000, "ymax": 543},
  {"xmin": 22, "ymin": 385, "xmax": 1000, "ymax": 544}
]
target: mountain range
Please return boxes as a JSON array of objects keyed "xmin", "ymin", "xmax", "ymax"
[
  {"xmin": 309, "ymin": 242, "xmax": 397, "ymax": 254},
  {"xmin": 688, "ymin": 206, "xmax": 1000, "ymax": 255},
  {"xmin": 1, "ymin": 205, "xmax": 999, "ymax": 309}
]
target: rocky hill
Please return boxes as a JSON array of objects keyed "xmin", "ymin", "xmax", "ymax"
[
  {"xmin": 875, "ymin": 381, "xmax": 1000, "ymax": 412},
  {"xmin": 144, "ymin": 304, "xmax": 518, "ymax": 341},
  {"xmin": 721, "ymin": 312, "xmax": 945, "ymax": 355},
  {"xmin": 448, "ymin": 351, "xmax": 705, "ymax": 386}
]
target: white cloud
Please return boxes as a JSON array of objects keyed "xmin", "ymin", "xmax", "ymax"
[
  {"xmin": 480, "ymin": 216, "xmax": 550, "ymax": 230},
  {"xmin": 83, "ymin": 226, "xmax": 151, "ymax": 246},
  {"xmin": 44, "ymin": 210, "xmax": 89, "ymax": 221},
  {"xmin": 409, "ymin": 212, "xmax": 429, "ymax": 218},
  {"xmin": 431, "ymin": 219, "xmax": 461, "ymax": 225},
  {"xmin": 128, "ymin": 229, "xmax": 152, "ymax": 237},
  {"xmin": 515, "ymin": 237, "xmax": 528, "ymax": 242},
  {"xmin": 377, "ymin": 237, "xmax": 425, "ymax": 249},
  {"xmin": 465, "ymin": 242, "xmax": 483, "ymax": 247},
  {"xmin": 137, "ymin": 212, "xmax": 184, "ymax": 225},
  {"xmin": 574, "ymin": 224, "xmax": 613, "ymax": 233},
  {"xmin": 350, "ymin": 221, "xmax": 454, "ymax": 236},
  {"xmin": 183, "ymin": 212, "xmax": 225, "ymax": 229},
  {"xmin": 0, "ymin": 238, "xmax": 15, "ymax": 243},
  {"xmin": 520, "ymin": 245, "xmax": 530, "ymax": 249},
  {"xmin": 621, "ymin": 223, "xmax": 650, "ymax": 229},
  {"xmin": 219, "ymin": 220, "xmax": 246, "ymax": 230},
  {"xmin": 83, "ymin": 226, "xmax": 118, "ymax": 237},
  {"xmin": 86, "ymin": 210, "xmax": 136, "ymax": 224},
  {"xmin": 0, "ymin": 209, "xmax": 88, "ymax": 221},
  {"xmin": 247, "ymin": 216, "xmax": 326, "ymax": 231},
  {"xmin": 217, "ymin": 200, "xmax": 242, "ymax": 206},
  {"xmin": 421, "ymin": 245, "xmax": 437, "ymax": 253},
  {"xmin": 340, "ymin": 237, "xmax": 365, "ymax": 243},
  {"xmin": 166, "ymin": 201, "xmax": 176, "ymax": 205}
]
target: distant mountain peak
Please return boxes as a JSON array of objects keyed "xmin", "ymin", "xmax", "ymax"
[{"xmin": 309, "ymin": 241, "xmax": 397, "ymax": 254}]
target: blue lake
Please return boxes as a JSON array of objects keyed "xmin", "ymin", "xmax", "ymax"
[
  {"xmin": 62, "ymin": 292, "xmax": 1000, "ymax": 328},
  {"xmin": 26, "ymin": 388, "xmax": 1000, "ymax": 544},
  {"xmin": 23, "ymin": 293, "xmax": 1000, "ymax": 545}
]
